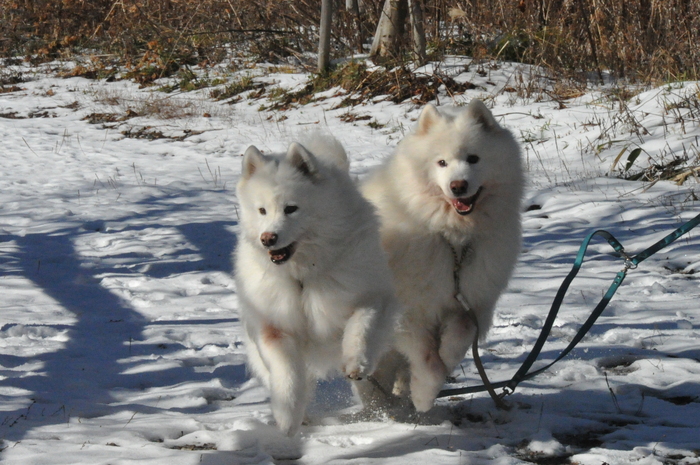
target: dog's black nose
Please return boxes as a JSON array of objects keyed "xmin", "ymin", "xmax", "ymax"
[
  {"xmin": 260, "ymin": 232, "xmax": 278, "ymax": 247},
  {"xmin": 450, "ymin": 180, "xmax": 468, "ymax": 196}
]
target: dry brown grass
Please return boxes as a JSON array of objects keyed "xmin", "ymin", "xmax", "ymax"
[
  {"xmin": 87, "ymin": 85, "xmax": 233, "ymax": 121},
  {"xmin": 1, "ymin": 1, "xmax": 698, "ymax": 84},
  {"xmin": 444, "ymin": 0, "xmax": 700, "ymax": 83}
]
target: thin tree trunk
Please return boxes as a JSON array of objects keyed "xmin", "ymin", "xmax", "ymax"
[
  {"xmin": 408, "ymin": 0, "xmax": 426, "ymax": 63},
  {"xmin": 346, "ymin": 0, "xmax": 364, "ymax": 53},
  {"xmin": 318, "ymin": 0, "xmax": 333, "ymax": 73},
  {"xmin": 577, "ymin": 0, "xmax": 603, "ymax": 84},
  {"xmin": 370, "ymin": 0, "xmax": 405, "ymax": 61}
]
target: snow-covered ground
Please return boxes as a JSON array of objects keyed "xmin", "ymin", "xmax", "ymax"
[{"xmin": 1, "ymin": 57, "xmax": 699, "ymax": 464}]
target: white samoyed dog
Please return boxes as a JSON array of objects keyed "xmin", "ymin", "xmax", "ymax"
[
  {"xmin": 235, "ymin": 134, "xmax": 400, "ymax": 435},
  {"xmin": 361, "ymin": 100, "xmax": 524, "ymax": 412}
]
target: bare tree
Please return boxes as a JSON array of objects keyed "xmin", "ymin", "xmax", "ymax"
[
  {"xmin": 408, "ymin": 0, "xmax": 426, "ymax": 63},
  {"xmin": 370, "ymin": 0, "xmax": 426, "ymax": 63},
  {"xmin": 318, "ymin": 0, "xmax": 333, "ymax": 73},
  {"xmin": 346, "ymin": 0, "xmax": 365, "ymax": 53},
  {"xmin": 346, "ymin": 0, "xmax": 360, "ymax": 10},
  {"xmin": 370, "ymin": 0, "xmax": 404, "ymax": 60}
]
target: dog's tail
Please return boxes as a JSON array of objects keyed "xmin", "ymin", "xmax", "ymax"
[{"xmin": 300, "ymin": 132, "xmax": 349, "ymax": 172}]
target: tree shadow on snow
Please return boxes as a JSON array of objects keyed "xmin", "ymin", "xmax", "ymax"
[{"xmin": 0, "ymin": 214, "xmax": 245, "ymax": 444}]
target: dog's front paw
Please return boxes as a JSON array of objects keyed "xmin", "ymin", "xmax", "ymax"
[
  {"xmin": 345, "ymin": 369, "xmax": 365, "ymax": 380},
  {"xmin": 343, "ymin": 355, "xmax": 371, "ymax": 380},
  {"xmin": 273, "ymin": 405, "xmax": 303, "ymax": 437}
]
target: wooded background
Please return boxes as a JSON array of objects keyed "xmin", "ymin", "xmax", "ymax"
[{"xmin": 1, "ymin": 0, "xmax": 698, "ymax": 82}]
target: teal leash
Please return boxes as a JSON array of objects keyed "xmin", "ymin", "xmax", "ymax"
[{"xmin": 438, "ymin": 211, "xmax": 700, "ymax": 403}]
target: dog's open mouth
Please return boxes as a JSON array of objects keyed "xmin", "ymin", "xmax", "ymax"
[
  {"xmin": 451, "ymin": 187, "xmax": 483, "ymax": 215},
  {"xmin": 269, "ymin": 243, "xmax": 296, "ymax": 264}
]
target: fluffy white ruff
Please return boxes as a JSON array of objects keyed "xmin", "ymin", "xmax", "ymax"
[
  {"xmin": 235, "ymin": 133, "xmax": 400, "ymax": 435},
  {"xmin": 360, "ymin": 100, "xmax": 524, "ymax": 412}
]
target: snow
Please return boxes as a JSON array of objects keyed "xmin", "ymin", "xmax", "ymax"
[{"xmin": 1, "ymin": 58, "xmax": 699, "ymax": 464}]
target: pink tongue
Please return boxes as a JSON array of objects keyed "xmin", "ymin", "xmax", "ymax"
[{"xmin": 452, "ymin": 198, "xmax": 472, "ymax": 212}]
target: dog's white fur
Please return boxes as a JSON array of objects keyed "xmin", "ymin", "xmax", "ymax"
[
  {"xmin": 360, "ymin": 100, "xmax": 524, "ymax": 412},
  {"xmin": 235, "ymin": 134, "xmax": 399, "ymax": 435}
]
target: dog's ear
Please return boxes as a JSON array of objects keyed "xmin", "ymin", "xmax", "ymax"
[
  {"xmin": 416, "ymin": 104, "xmax": 441, "ymax": 135},
  {"xmin": 286, "ymin": 142, "xmax": 318, "ymax": 178},
  {"xmin": 242, "ymin": 145, "xmax": 265, "ymax": 179},
  {"xmin": 463, "ymin": 99, "xmax": 499, "ymax": 132}
]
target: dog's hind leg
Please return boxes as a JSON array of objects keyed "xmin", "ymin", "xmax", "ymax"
[
  {"xmin": 352, "ymin": 349, "xmax": 405, "ymax": 411},
  {"xmin": 257, "ymin": 325, "xmax": 311, "ymax": 436}
]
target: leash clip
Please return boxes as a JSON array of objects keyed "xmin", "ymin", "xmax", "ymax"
[{"xmin": 620, "ymin": 250, "xmax": 637, "ymax": 271}]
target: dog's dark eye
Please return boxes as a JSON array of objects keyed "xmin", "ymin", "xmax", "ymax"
[
  {"xmin": 467, "ymin": 154, "xmax": 480, "ymax": 164},
  {"xmin": 258, "ymin": 207, "xmax": 266, "ymax": 215},
  {"xmin": 437, "ymin": 160, "xmax": 447, "ymax": 167},
  {"xmin": 284, "ymin": 205, "xmax": 298, "ymax": 215}
]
